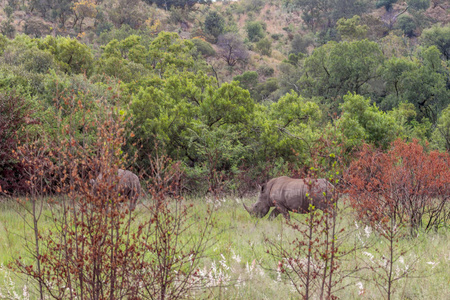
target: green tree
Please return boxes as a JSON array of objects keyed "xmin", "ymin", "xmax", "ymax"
[
  {"xmin": 233, "ymin": 71, "xmax": 259, "ymax": 94},
  {"xmin": 379, "ymin": 47, "xmax": 449, "ymax": 124},
  {"xmin": 253, "ymin": 91, "xmax": 322, "ymax": 162},
  {"xmin": 255, "ymin": 38, "xmax": 272, "ymax": 56},
  {"xmin": 396, "ymin": 15, "xmax": 416, "ymax": 37},
  {"xmin": 143, "ymin": 0, "xmax": 211, "ymax": 9},
  {"xmin": 290, "ymin": 33, "xmax": 314, "ymax": 54},
  {"xmin": 38, "ymin": 36, "xmax": 94, "ymax": 75},
  {"xmin": 407, "ymin": 0, "xmax": 430, "ymax": 10},
  {"xmin": 337, "ymin": 15, "xmax": 368, "ymax": 41},
  {"xmin": 299, "ymin": 40, "xmax": 384, "ymax": 110},
  {"xmin": 432, "ymin": 104, "xmax": 450, "ymax": 151},
  {"xmin": 130, "ymin": 71, "xmax": 255, "ymax": 167},
  {"xmin": 246, "ymin": 21, "xmax": 265, "ymax": 42},
  {"xmin": 376, "ymin": 0, "xmax": 398, "ymax": 11},
  {"xmin": 420, "ymin": 24, "xmax": 450, "ymax": 60},
  {"xmin": 379, "ymin": 56, "xmax": 416, "ymax": 110},
  {"xmin": 338, "ymin": 93, "xmax": 398, "ymax": 149},
  {"xmin": 203, "ymin": 11, "xmax": 225, "ymax": 42},
  {"xmin": 400, "ymin": 46, "xmax": 450, "ymax": 124}
]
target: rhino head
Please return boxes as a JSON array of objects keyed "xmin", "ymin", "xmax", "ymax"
[{"xmin": 243, "ymin": 184, "xmax": 271, "ymax": 218}]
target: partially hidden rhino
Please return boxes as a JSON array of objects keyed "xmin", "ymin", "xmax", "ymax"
[
  {"xmin": 90, "ymin": 169, "xmax": 141, "ymax": 210},
  {"xmin": 243, "ymin": 176, "xmax": 335, "ymax": 219}
]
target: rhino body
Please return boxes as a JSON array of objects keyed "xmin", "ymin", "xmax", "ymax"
[
  {"xmin": 90, "ymin": 169, "xmax": 141, "ymax": 210},
  {"xmin": 243, "ymin": 176, "xmax": 335, "ymax": 219}
]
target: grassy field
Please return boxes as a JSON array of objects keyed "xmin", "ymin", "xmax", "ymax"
[{"xmin": 0, "ymin": 195, "xmax": 449, "ymax": 299}]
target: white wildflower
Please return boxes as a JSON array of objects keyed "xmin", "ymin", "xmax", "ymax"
[
  {"xmin": 363, "ymin": 251, "xmax": 374, "ymax": 263},
  {"xmin": 231, "ymin": 249, "xmax": 241, "ymax": 263},
  {"xmin": 356, "ymin": 281, "xmax": 365, "ymax": 295},
  {"xmin": 426, "ymin": 261, "xmax": 438, "ymax": 269},
  {"xmin": 364, "ymin": 226, "xmax": 372, "ymax": 238},
  {"xmin": 219, "ymin": 254, "xmax": 230, "ymax": 270}
]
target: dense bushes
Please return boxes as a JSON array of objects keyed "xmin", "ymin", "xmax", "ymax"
[{"xmin": 0, "ymin": 93, "xmax": 32, "ymax": 194}]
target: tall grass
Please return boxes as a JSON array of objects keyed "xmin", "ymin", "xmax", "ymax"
[{"xmin": 0, "ymin": 196, "xmax": 449, "ymax": 299}]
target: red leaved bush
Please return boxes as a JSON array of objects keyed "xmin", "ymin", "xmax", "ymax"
[
  {"xmin": 0, "ymin": 92, "xmax": 34, "ymax": 194},
  {"xmin": 346, "ymin": 139, "xmax": 450, "ymax": 233}
]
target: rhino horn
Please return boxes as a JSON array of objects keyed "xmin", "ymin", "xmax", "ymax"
[{"xmin": 243, "ymin": 203, "xmax": 253, "ymax": 214}]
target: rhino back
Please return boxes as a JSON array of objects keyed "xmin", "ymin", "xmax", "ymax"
[
  {"xmin": 118, "ymin": 169, "xmax": 141, "ymax": 197},
  {"xmin": 268, "ymin": 178, "xmax": 333, "ymax": 212}
]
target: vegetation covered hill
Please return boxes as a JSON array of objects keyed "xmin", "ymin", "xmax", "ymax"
[
  {"xmin": 0, "ymin": 1, "xmax": 449, "ymax": 299},
  {"xmin": 1, "ymin": 0, "xmax": 450, "ymax": 194}
]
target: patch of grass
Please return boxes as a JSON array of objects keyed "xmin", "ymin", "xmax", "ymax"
[{"xmin": 0, "ymin": 196, "xmax": 449, "ymax": 299}]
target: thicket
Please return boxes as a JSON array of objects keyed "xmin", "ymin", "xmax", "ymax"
[
  {"xmin": 0, "ymin": 1, "xmax": 448, "ymax": 196},
  {"xmin": 9, "ymin": 99, "xmax": 216, "ymax": 299}
]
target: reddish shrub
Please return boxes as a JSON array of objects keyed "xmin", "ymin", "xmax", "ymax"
[
  {"xmin": 0, "ymin": 92, "xmax": 34, "ymax": 194},
  {"xmin": 346, "ymin": 139, "xmax": 450, "ymax": 233}
]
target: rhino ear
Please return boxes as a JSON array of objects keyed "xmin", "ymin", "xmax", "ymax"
[{"xmin": 260, "ymin": 183, "xmax": 266, "ymax": 193}]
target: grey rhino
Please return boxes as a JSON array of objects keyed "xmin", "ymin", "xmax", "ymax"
[
  {"xmin": 90, "ymin": 169, "xmax": 141, "ymax": 210},
  {"xmin": 243, "ymin": 176, "xmax": 335, "ymax": 219}
]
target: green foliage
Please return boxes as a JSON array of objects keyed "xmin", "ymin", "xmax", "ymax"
[
  {"xmin": 379, "ymin": 47, "xmax": 450, "ymax": 125},
  {"xmin": 0, "ymin": 17, "xmax": 15, "ymax": 38},
  {"xmin": 37, "ymin": 36, "xmax": 94, "ymax": 75},
  {"xmin": 379, "ymin": 56, "xmax": 416, "ymax": 110},
  {"xmin": 375, "ymin": 0, "xmax": 398, "ymax": 11},
  {"xmin": 299, "ymin": 40, "xmax": 384, "ymax": 108},
  {"xmin": 407, "ymin": 0, "xmax": 430, "ymax": 10},
  {"xmin": 203, "ymin": 11, "xmax": 225, "ymax": 41},
  {"xmin": 389, "ymin": 102, "xmax": 431, "ymax": 142},
  {"xmin": 233, "ymin": 71, "xmax": 259, "ymax": 94},
  {"xmin": 338, "ymin": 93, "xmax": 398, "ymax": 149},
  {"xmin": 285, "ymin": 0, "xmax": 369, "ymax": 32},
  {"xmin": 147, "ymin": 32, "xmax": 195, "ymax": 76},
  {"xmin": 0, "ymin": 34, "xmax": 8, "ymax": 55},
  {"xmin": 131, "ymin": 72, "xmax": 255, "ymax": 169},
  {"xmin": 252, "ymin": 92, "xmax": 322, "ymax": 162},
  {"xmin": 432, "ymin": 104, "xmax": 450, "ymax": 151},
  {"xmin": 246, "ymin": 21, "xmax": 266, "ymax": 42},
  {"xmin": 143, "ymin": 0, "xmax": 211, "ymax": 9},
  {"xmin": 191, "ymin": 38, "xmax": 216, "ymax": 58},
  {"xmin": 254, "ymin": 78, "xmax": 279, "ymax": 102},
  {"xmin": 255, "ymin": 38, "xmax": 272, "ymax": 56},
  {"xmin": 337, "ymin": 15, "xmax": 368, "ymax": 41},
  {"xmin": 242, "ymin": 0, "xmax": 265, "ymax": 13},
  {"xmin": 290, "ymin": 33, "xmax": 313, "ymax": 54},
  {"xmin": 257, "ymin": 65, "xmax": 275, "ymax": 77},
  {"xmin": 420, "ymin": 24, "xmax": 450, "ymax": 60},
  {"xmin": 396, "ymin": 15, "xmax": 416, "ymax": 37},
  {"xmin": 401, "ymin": 47, "xmax": 449, "ymax": 123}
]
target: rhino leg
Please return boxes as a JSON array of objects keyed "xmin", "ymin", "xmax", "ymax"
[
  {"xmin": 268, "ymin": 208, "xmax": 281, "ymax": 219},
  {"xmin": 269, "ymin": 206, "xmax": 290, "ymax": 220}
]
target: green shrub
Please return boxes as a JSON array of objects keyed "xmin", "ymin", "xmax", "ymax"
[
  {"xmin": 407, "ymin": 0, "xmax": 430, "ymax": 10},
  {"xmin": 203, "ymin": 11, "xmax": 225, "ymax": 41},
  {"xmin": 375, "ymin": 0, "xmax": 398, "ymax": 11},
  {"xmin": 192, "ymin": 38, "xmax": 216, "ymax": 57},
  {"xmin": 396, "ymin": 15, "xmax": 416, "ymax": 37},
  {"xmin": 255, "ymin": 38, "xmax": 272, "ymax": 56},
  {"xmin": 246, "ymin": 21, "xmax": 266, "ymax": 42},
  {"xmin": 271, "ymin": 33, "xmax": 283, "ymax": 40},
  {"xmin": 257, "ymin": 65, "xmax": 274, "ymax": 77}
]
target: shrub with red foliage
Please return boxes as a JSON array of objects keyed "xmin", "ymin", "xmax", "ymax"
[
  {"xmin": 346, "ymin": 139, "xmax": 450, "ymax": 233},
  {"xmin": 0, "ymin": 92, "xmax": 34, "ymax": 194}
]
